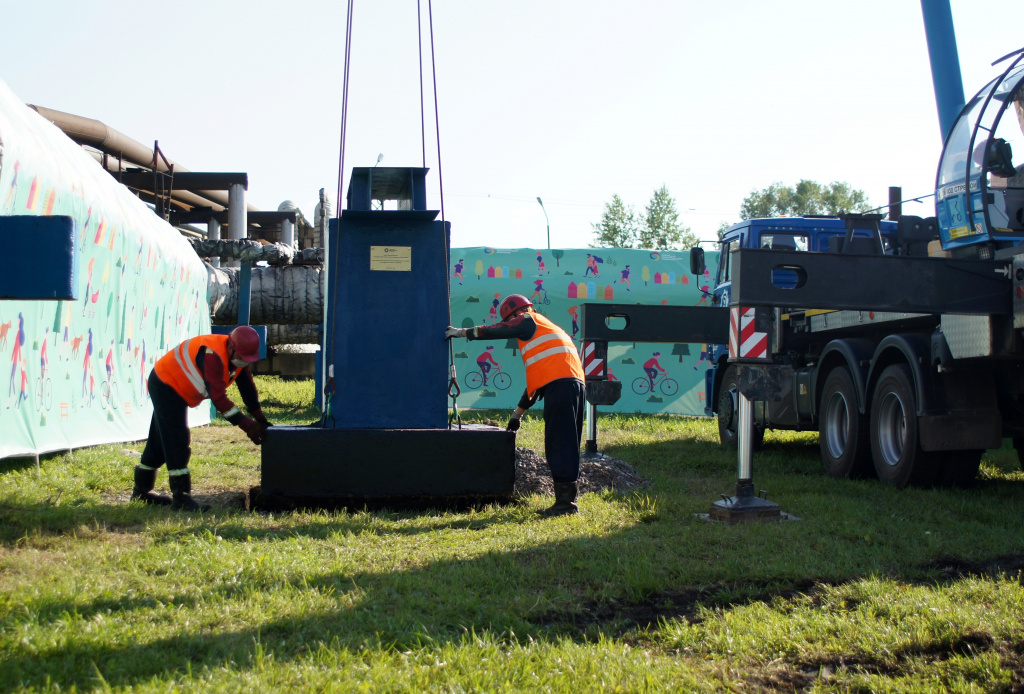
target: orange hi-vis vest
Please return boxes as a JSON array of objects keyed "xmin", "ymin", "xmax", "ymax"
[
  {"xmin": 153, "ymin": 334, "xmax": 243, "ymax": 407},
  {"xmin": 518, "ymin": 312, "xmax": 585, "ymax": 398}
]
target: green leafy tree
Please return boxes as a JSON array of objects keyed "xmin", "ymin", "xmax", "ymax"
[
  {"xmin": 639, "ymin": 185, "xmax": 697, "ymax": 250},
  {"xmin": 590, "ymin": 194, "xmax": 640, "ymax": 248},
  {"xmin": 740, "ymin": 180, "xmax": 870, "ymax": 219},
  {"xmin": 716, "ymin": 221, "xmax": 733, "ymax": 243},
  {"xmin": 551, "ymin": 249, "xmax": 564, "ymax": 266},
  {"xmin": 593, "ymin": 187, "xmax": 697, "ymax": 249}
]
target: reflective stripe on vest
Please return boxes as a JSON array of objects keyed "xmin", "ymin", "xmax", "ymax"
[
  {"xmin": 172, "ymin": 339, "xmax": 209, "ymax": 400},
  {"xmin": 518, "ymin": 313, "xmax": 585, "ymax": 398}
]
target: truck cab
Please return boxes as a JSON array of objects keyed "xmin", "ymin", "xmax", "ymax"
[
  {"xmin": 935, "ymin": 58, "xmax": 1024, "ymax": 259},
  {"xmin": 703, "ymin": 216, "xmax": 899, "ymax": 446}
]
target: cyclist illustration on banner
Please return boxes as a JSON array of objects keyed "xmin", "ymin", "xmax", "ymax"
[
  {"xmin": 633, "ymin": 351, "xmax": 678, "ymax": 396},
  {"xmin": 465, "ymin": 345, "xmax": 511, "ymax": 390},
  {"xmin": 476, "ymin": 346, "xmax": 500, "ymax": 386},
  {"xmin": 529, "ymin": 278, "xmax": 550, "ymax": 305},
  {"xmin": 643, "ymin": 352, "xmax": 666, "ymax": 390}
]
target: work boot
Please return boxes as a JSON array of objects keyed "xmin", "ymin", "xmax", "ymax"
[
  {"xmin": 540, "ymin": 481, "xmax": 579, "ymax": 517},
  {"xmin": 130, "ymin": 466, "xmax": 171, "ymax": 506},
  {"xmin": 169, "ymin": 472, "xmax": 211, "ymax": 512}
]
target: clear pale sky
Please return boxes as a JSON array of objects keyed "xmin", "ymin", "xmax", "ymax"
[{"xmin": 3, "ymin": 1, "xmax": 1023, "ymax": 249}]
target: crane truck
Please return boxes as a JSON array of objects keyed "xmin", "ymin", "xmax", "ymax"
[{"xmin": 694, "ymin": 51, "xmax": 1024, "ymax": 488}]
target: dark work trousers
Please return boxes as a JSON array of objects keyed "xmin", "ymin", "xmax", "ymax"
[
  {"xmin": 138, "ymin": 370, "xmax": 192, "ymax": 472},
  {"xmin": 541, "ymin": 378, "xmax": 586, "ymax": 484}
]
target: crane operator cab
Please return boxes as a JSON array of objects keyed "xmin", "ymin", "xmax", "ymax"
[{"xmin": 936, "ymin": 49, "xmax": 1024, "ymax": 259}]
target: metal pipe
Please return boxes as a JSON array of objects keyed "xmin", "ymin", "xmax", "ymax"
[
  {"xmin": 208, "ymin": 219, "xmax": 221, "ymax": 268},
  {"xmin": 919, "ymin": 0, "xmax": 966, "ymax": 141},
  {"xmin": 30, "ymin": 104, "xmax": 258, "ymax": 212},
  {"xmin": 282, "ymin": 218, "xmax": 294, "ymax": 248},
  {"xmin": 536, "ymin": 196, "xmax": 550, "ymax": 250},
  {"xmin": 238, "ymin": 263, "xmax": 252, "ymax": 326},
  {"xmin": 229, "ymin": 183, "xmax": 251, "ymax": 323},
  {"xmin": 227, "ymin": 183, "xmax": 246, "ymax": 269},
  {"xmin": 737, "ymin": 391, "xmax": 753, "ymax": 480},
  {"xmin": 888, "ymin": 186, "xmax": 902, "ymax": 221},
  {"xmin": 585, "ymin": 401, "xmax": 598, "ymax": 454}
]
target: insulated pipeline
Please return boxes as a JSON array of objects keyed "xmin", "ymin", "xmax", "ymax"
[{"xmin": 206, "ymin": 264, "xmax": 324, "ymax": 327}]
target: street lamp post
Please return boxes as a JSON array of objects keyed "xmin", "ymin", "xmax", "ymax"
[{"xmin": 536, "ymin": 196, "xmax": 550, "ymax": 249}]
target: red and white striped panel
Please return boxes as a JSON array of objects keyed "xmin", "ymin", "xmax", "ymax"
[
  {"xmin": 728, "ymin": 306, "xmax": 768, "ymax": 360},
  {"xmin": 581, "ymin": 341, "xmax": 604, "ymax": 379}
]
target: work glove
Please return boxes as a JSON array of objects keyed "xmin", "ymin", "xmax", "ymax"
[
  {"xmin": 444, "ymin": 326, "xmax": 463, "ymax": 341},
  {"xmin": 253, "ymin": 410, "xmax": 273, "ymax": 432},
  {"xmin": 506, "ymin": 417, "xmax": 521, "ymax": 433},
  {"xmin": 238, "ymin": 416, "xmax": 265, "ymax": 445}
]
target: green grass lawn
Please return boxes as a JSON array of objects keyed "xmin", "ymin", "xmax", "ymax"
[{"xmin": 2, "ymin": 376, "xmax": 1024, "ymax": 692}]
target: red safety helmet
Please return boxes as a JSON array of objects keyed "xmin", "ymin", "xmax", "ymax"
[
  {"xmin": 499, "ymin": 294, "xmax": 533, "ymax": 321},
  {"xmin": 228, "ymin": 326, "xmax": 261, "ymax": 362}
]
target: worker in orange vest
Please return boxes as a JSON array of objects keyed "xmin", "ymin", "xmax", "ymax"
[
  {"xmin": 131, "ymin": 326, "xmax": 270, "ymax": 511},
  {"xmin": 446, "ymin": 294, "xmax": 586, "ymax": 516}
]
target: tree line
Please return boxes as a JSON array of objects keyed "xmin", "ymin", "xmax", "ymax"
[{"xmin": 592, "ymin": 180, "xmax": 871, "ymax": 248}]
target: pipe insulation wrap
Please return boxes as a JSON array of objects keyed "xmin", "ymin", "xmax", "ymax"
[
  {"xmin": 191, "ymin": 238, "xmax": 298, "ymax": 264},
  {"xmin": 264, "ymin": 324, "xmax": 323, "ymax": 345},
  {"xmin": 206, "ymin": 263, "xmax": 324, "ymax": 326}
]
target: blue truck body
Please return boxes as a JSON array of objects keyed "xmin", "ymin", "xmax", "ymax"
[{"xmin": 702, "ymin": 216, "xmax": 899, "ymax": 419}]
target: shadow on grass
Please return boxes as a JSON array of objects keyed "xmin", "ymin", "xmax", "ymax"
[
  {"xmin": 0, "ymin": 456, "xmax": 36, "ymax": 476},
  {"xmin": 6, "ymin": 510, "xmax": 1024, "ymax": 691},
  {"xmin": 6, "ymin": 435, "xmax": 1024, "ymax": 689}
]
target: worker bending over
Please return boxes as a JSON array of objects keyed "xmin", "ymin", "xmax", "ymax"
[
  {"xmin": 131, "ymin": 326, "xmax": 271, "ymax": 511},
  {"xmin": 446, "ymin": 294, "xmax": 585, "ymax": 516}
]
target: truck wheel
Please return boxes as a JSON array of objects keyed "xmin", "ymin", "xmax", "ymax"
[
  {"xmin": 869, "ymin": 363, "xmax": 937, "ymax": 488},
  {"xmin": 935, "ymin": 450, "xmax": 983, "ymax": 488},
  {"xmin": 717, "ymin": 365, "xmax": 764, "ymax": 449},
  {"xmin": 819, "ymin": 366, "xmax": 872, "ymax": 479}
]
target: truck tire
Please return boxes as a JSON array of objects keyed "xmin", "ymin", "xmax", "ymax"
[
  {"xmin": 869, "ymin": 363, "xmax": 937, "ymax": 488},
  {"xmin": 717, "ymin": 365, "xmax": 765, "ymax": 449},
  {"xmin": 819, "ymin": 366, "xmax": 872, "ymax": 479}
]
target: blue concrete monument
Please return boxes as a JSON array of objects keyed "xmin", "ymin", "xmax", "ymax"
[{"xmin": 257, "ymin": 167, "xmax": 515, "ymax": 509}]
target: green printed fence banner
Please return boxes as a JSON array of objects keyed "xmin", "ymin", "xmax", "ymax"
[
  {"xmin": 449, "ymin": 247, "xmax": 720, "ymax": 415},
  {"xmin": 0, "ymin": 79, "xmax": 211, "ymax": 459}
]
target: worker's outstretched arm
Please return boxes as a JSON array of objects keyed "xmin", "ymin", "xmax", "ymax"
[
  {"xmin": 235, "ymin": 369, "xmax": 272, "ymax": 431},
  {"xmin": 446, "ymin": 313, "xmax": 536, "ymax": 342},
  {"xmin": 201, "ymin": 350, "xmax": 265, "ymax": 445}
]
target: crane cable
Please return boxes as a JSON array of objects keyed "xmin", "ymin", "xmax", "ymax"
[
  {"xmin": 420, "ymin": 0, "xmax": 461, "ymax": 428},
  {"xmin": 325, "ymin": 0, "xmax": 459, "ymax": 428},
  {"xmin": 322, "ymin": 0, "xmax": 355, "ymax": 427}
]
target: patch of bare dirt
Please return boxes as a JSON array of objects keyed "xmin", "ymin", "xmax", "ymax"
[
  {"xmin": 103, "ymin": 487, "xmax": 248, "ymax": 511},
  {"xmin": 514, "ymin": 447, "xmax": 650, "ymax": 497}
]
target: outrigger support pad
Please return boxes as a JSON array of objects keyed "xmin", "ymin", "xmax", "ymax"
[{"xmin": 709, "ymin": 479, "xmax": 781, "ymax": 524}]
